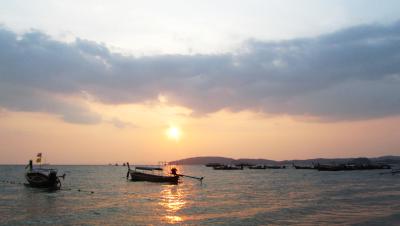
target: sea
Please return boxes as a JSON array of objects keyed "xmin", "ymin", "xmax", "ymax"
[{"xmin": 0, "ymin": 165, "xmax": 399, "ymax": 225}]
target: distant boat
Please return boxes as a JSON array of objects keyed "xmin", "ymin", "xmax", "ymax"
[
  {"xmin": 213, "ymin": 165, "xmax": 243, "ymax": 170},
  {"xmin": 126, "ymin": 163, "xmax": 179, "ymax": 184},
  {"xmin": 249, "ymin": 165, "xmax": 286, "ymax": 169},
  {"xmin": 316, "ymin": 163, "xmax": 391, "ymax": 171},
  {"xmin": 266, "ymin": 165, "xmax": 286, "ymax": 169},
  {"xmin": 292, "ymin": 162, "xmax": 315, "ymax": 169},
  {"xmin": 25, "ymin": 159, "xmax": 65, "ymax": 189},
  {"xmin": 249, "ymin": 165, "xmax": 266, "ymax": 169},
  {"xmin": 205, "ymin": 163, "xmax": 223, "ymax": 167}
]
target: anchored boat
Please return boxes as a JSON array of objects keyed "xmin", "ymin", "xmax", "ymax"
[
  {"xmin": 316, "ymin": 163, "xmax": 391, "ymax": 171},
  {"xmin": 292, "ymin": 162, "xmax": 316, "ymax": 169},
  {"xmin": 126, "ymin": 163, "xmax": 179, "ymax": 184},
  {"xmin": 25, "ymin": 158, "xmax": 65, "ymax": 189},
  {"xmin": 249, "ymin": 165, "xmax": 266, "ymax": 169},
  {"xmin": 213, "ymin": 165, "xmax": 243, "ymax": 170},
  {"xmin": 205, "ymin": 163, "xmax": 223, "ymax": 167}
]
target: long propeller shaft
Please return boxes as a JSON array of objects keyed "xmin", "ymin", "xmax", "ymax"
[{"xmin": 177, "ymin": 174, "xmax": 203, "ymax": 181}]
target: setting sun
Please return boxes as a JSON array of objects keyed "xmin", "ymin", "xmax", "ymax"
[{"xmin": 166, "ymin": 126, "xmax": 182, "ymax": 141}]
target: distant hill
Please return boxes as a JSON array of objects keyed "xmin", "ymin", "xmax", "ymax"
[
  {"xmin": 233, "ymin": 158, "xmax": 278, "ymax": 165},
  {"xmin": 170, "ymin": 156, "xmax": 280, "ymax": 165},
  {"xmin": 170, "ymin": 155, "xmax": 400, "ymax": 166},
  {"xmin": 286, "ymin": 156, "xmax": 400, "ymax": 166},
  {"xmin": 372, "ymin": 155, "xmax": 400, "ymax": 164}
]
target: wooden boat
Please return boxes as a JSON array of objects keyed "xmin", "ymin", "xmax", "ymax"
[
  {"xmin": 205, "ymin": 163, "xmax": 223, "ymax": 167},
  {"xmin": 213, "ymin": 165, "xmax": 243, "ymax": 170},
  {"xmin": 316, "ymin": 163, "xmax": 392, "ymax": 171},
  {"xmin": 316, "ymin": 164, "xmax": 343, "ymax": 171},
  {"xmin": 292, "ymin": 162, "xmax": 315, "ymax": 169},
  {"xmin": 248, "ymin": 165, "xmax": 286, "ymax": 169},
  {"xmin": 249, "ymin": 165, "xmax": 266, "ymax": 169},
  {"xmin": 268, "ymin": 165, "xmax": 286, "ymax": 169},
  {"xmin": 126, "ymin": 163, "xmax": 179, "ymax": 184},
  {"xmin": 25, "ymin": 160, "xmax": 64, "ymax": 189}
]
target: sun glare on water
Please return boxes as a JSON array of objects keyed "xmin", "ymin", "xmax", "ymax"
[{"xmin": 166, "ymin": 126, "xmax": 182, "ymax": 141}]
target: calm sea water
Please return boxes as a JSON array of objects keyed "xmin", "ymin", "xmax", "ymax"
[{"xmin": 0, "ymin": 165, "xmax": 399, "ymax": 225}]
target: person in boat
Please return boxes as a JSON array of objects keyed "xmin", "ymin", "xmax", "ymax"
[
  {"xmin": 170, "ymin": 167, "xmax": 203, "ymax": 182},
  {"xmin": 171, "ymin": 168, "xmax": 178, "ymax": 176},
  {"xmin": 25, "ymin": 160, "xmax": 33, "ymax": 170}
]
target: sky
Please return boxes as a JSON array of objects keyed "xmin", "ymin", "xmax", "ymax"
[{"xmin": 1, "ymin": 0, "xmax": 400, "ymax": 164}]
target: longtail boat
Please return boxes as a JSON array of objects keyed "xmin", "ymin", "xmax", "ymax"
[
  {"xmin": 213, "ymin": 165, "xmax": 243, "ymax": 170},
  {"xmin": 266, "ymin": 165, "xmax": 286, "ymax": 169},
  {"xmin": 126, "ymin": 163, "xmax": 179, "ymax": 184},
  {"xmin": 292, "ymin": 162, "xmax": 316, "ymax": 169},
  {"xmin": 205, "ymin": 163, "xmax": 223, "ymax": 167},
  {"xmin": 316, "ymin": 163, "xmax": 391, "ymax": 171},
  {"xmin": 25, "ymin": 159, "xmax": 65, "ymax": 189},
  {"xmin": 249, "ymin": 165, "xmax": 266, "ymax": 169}
]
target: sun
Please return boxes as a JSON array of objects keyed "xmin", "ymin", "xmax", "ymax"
[{"xmin": 166, "ymin": 126, "xmax": 182, "ymax": 141}]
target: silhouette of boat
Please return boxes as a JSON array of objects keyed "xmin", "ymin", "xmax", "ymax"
[
  {"xmin": 205, "ymin": 163, "xmax": 223, "ymax": 167},
  {"xmin": 213, "ymin": 165, "xmax": 243, "ymax": 170},
  {"xmin": 249, "ymin": 165, "xmax": 266, "ymax": 169},
  {"xmin": 25, "ymin": 160, "xmax": 64, "ymax": 189},
  {"xmin": 126, "ymin": 163, "xmax": 179, "ymax": 184},
  {"xmin": 315, "ymin": 164, "xmax": 342, "ymax": 171},
  {"xmin": 292, "ymin": 163, "xmax": 315, "ymax": 169},
  {"xmin": 249, "ymin": 165, "xmax": 286, "ymax": 169},
  {"xmin": 266, "ymin": 165, "xmax": 286, "ymax": 169},
  {"xmin": 316, "ymin": 163, "xmax": 391, "ymax": 171}
]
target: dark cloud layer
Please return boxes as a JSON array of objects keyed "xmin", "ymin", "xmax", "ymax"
[{"xmin": 1, "ymin": 22, "xmax": 400, "ymax": 123}]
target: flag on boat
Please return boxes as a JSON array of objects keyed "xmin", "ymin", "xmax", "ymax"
[{"xmin": 36, "ymin": 153, "xmax": 42, "ymax": 163}]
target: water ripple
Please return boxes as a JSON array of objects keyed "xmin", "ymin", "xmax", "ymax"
[{"xmin": 0, "ymin": 165, "xmax": 399, "ymax": 225}]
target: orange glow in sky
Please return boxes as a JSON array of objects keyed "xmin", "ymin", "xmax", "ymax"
[{"xmin": 1, "ymin": 100, "xmax": 400, "ymax": 164}]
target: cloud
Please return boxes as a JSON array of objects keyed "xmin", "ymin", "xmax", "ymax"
[
  {"xmin": 107, "ymin": 118, "xmax": 137, "ymax": 129},
  {"xmin": 0, "ymin": 82, "xmax": 101, "ymax": 124},
  {"xmin": 1, "ymin": 21, "xmax": 400, "ymax": 122},
  {"xmin": 0, "ymin": 107, "xmax": 7, "ymax": 117}
]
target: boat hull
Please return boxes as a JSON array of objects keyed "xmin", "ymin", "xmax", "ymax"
[
  {"xmin": 249, "ymin": 166, "xmax": 266, "ymax": 169},
  {"xmin": 129, "ymin": 171, "xmax": 179, "ymax": 184},
  {"xmin": 213, "ymin": 166, "xmax": 243, "ymax": 170},
  {"xmin": 25, "ymin": 171, "xmax": 61, "ymax": 189},
  {"xmin": 317, "ymin": 164, "xmax": 391, "ymax": 171},
  {"xmin": 293, "ymin": 166, "xmax": 315, "ymax": 169}
]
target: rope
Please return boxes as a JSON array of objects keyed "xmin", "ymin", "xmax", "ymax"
[
  {"xmin": 0, "ymin": 180, "xmax": 94, "ymax": 194},
  {"xmin": 0, "ymin": 180, "xmax": 25, "ymax": 185},
  {"xmin": 61, "ymin": 188, "xmax": 95, "ymax": 194}
]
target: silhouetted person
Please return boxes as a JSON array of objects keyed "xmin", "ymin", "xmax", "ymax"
[
  {"xmin": 25, "ymin": 160, "xmax": 33, "ymax": 170},
  {"xmin": 171, "ymin": 168, "xmax": 178, "ymax": 175}
]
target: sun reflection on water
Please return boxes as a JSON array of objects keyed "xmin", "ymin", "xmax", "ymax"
[{"xmin": 159, "ymin": 185, "xmax": 186, "ymax": 223}]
